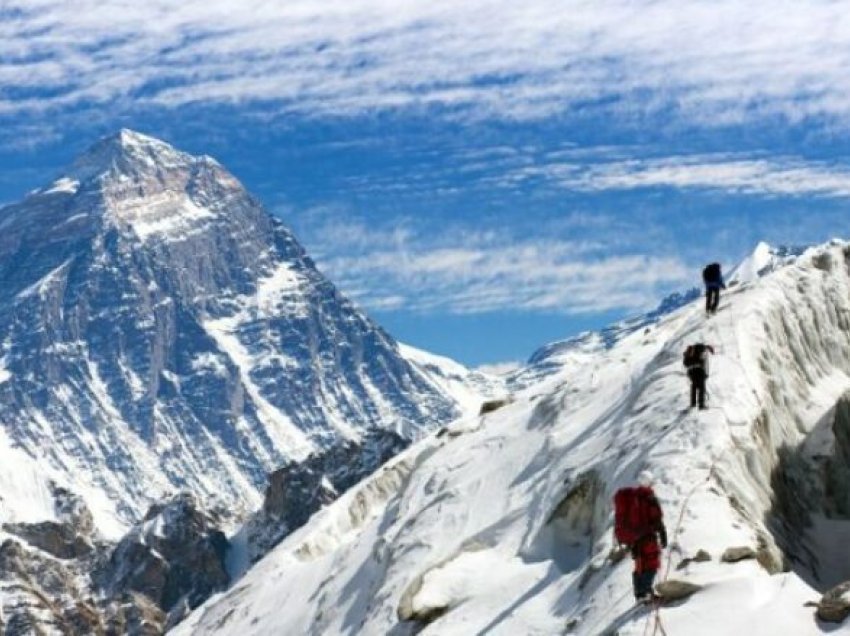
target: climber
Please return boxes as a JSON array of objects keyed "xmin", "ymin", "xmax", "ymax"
[
  {"xmin": 613, "ymin": 471, "xmax": 668, "ymax": 604},
  {"xmin": 683, "ymin": 343, "xmax": 715, "ymax": 410},
  {"xmin": 702, "ymin": 262, "xmax": 725, "ymax": 314}
]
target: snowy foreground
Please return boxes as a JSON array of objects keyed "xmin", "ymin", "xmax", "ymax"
[{"xmin": 175, "ymin": 241, "xmax": 850, "ymax": 635}]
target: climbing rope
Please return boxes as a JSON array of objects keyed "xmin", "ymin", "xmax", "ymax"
[{"xmin": 640, "ymin": 458, "xmax": 718, "ymax": 636}]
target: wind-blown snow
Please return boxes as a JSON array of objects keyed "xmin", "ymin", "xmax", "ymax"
[
  {"xmin": 176, "ymin": 240, "xmax": 850, "ymax": 635},
  {"xmin": 727, "ymin": 241, "xmax": 806, "ymax": 285}
]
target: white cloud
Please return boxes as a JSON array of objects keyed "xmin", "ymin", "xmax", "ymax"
[
  {"xmin": 4, "ymin": 0, "xmax": 850, "ymax": 128},
  {"xmin": 510, "ymin": 154, "xmax": 850, "ymax": 197},
  {"xmin": 297, "ymin": 213, "xmax": 691, "ymax": 316}
]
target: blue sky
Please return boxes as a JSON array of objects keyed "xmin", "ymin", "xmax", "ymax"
[{"xmin": 2, "ymin": 1, "xmax": 850, "ymax": 369}]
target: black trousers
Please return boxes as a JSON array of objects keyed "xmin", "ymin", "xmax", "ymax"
[
  {"xmin": 689, "ymin": 368, "xmax": 707, "ymax": 408},
  {"xmin": 633, "ymin": 570, "xmax": 656, "ymax": 598},
  {"xmin": 705, "ymin": 286, "xmax": 720, "ymax": 313}
]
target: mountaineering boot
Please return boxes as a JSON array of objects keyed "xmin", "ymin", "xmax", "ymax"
[{"xmin": 638, "ymin": 592, "xmax": 662, "ymax": 606}]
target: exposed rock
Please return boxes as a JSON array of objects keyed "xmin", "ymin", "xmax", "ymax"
[
  {"xmin": 398, "ymin": 573, "xmax": 425, "ymax": 622},
  {"xmin": 755, "ymin": 534, "xmax": 783, "ymax": 574},
  {"xmin": 104, "ymin": 592, "xmax": 167, "ymax": 636},
  {"xmin": 247, "ymin": 428, "xmax": 407, "ymax": 561},
  {"xmin": 479, "ymin": 397, "xmax": 512, "ymax": 415},
  {"xmin": 677, "ymin": 549, "xmax": 711, "ymax": 570},
  {"xmin": 106, "ymin": 493, "xmax": 230, "ymax": 612},
  {"xmin": 548, "ymin": 471, "xmax": 603, "ymax": 529},
  {"xmin": 0, "ymin": 538, "xmax": 106, "ymax": 636},
  {"xmin": 722, "ymin": 546, "xmax": 757, "ymax": 563},
  {"xmin": 3, "ymin": 482, "xmax": 98, "ymax": 561},
  {"xmin": 608, "ymin": 544, "xmax": 629, "ymax": 564},
  {"xmin": 0, "ymin": 490, "xmax": 229, "ymax": 635},
  {"xmin": 0, "ymin": 130, "xmax": 482, "ymax": 635},
  {"xmin": 397, "ymin": 571, "xmax": 449, "ymax": 627},
  {"xmin": 0, "ymin": 128, "xmax": 464, "ymax": 542},
  {"xmin": 655, "ymin": 579, "xmax": 702, "ymax": 601},
  {"xmin": 545, "ymin": 471, "xmax": 606, "ymax": 575},
  {"xmin": 3, "ymin": 520, "xmax": 94, "ymax": 559},
  {"xmin": 815, "ymin": 580, "xmax": 850, "ymax": 623},
  {"xmin": 52, "ymin": 483, "xmax": 96, "ymax": 536},
  {"xmin": 813, "ymin": 251, "xmax": 835, "ymax": 272}
]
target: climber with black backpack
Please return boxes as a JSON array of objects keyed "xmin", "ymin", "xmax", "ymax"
[
  {"xmin": 702, "ymin": 262, "xmax": 725, "ymax": 314},
  {"xmin": 613, "ymin": 471, "xmax": 668, "ymax": 604},
  {"xmin": 683, "ymin": 343, "xmax": 715, "ymax": 410}
]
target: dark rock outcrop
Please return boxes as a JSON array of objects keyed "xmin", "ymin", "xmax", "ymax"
[
  {"xmin": 4, "ymin": 520, "xmax": 94, "ymax": 560},
  {"xmin": 815, "ymin": 580, "xmax": 850, "ymax": 623},
  {"xmin": 247, "ymin": 428, "xmax": 407, "ymax": 560},
  {"xmin": 479, "ymin": 397, "xmax": 512, "ymax": 415},
  {"xmin": 0, "ymin": 538, "xmax": 105, "ymax": 636},
  {"xmin": 0, "ymin": 488, "xmax": 230, "ymax": 635},
  {"xmin": 0, "ymin": 130, "xmax": 476, "ymax": 633},
  {"xmin": 0, "ymin": 128, "xmax": 462, "ymax": 533},
  {"xmin": 106, "ymin": 493, "xmax": 230, "ymax": 612}
]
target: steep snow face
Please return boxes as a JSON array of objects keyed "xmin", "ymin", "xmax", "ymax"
[
  {"xmin": 0, "ymin": 130, "xmax": 491, "ymax": 535},
  {"xmin": 175, "ymin": 240, "xmax": 850, "ymax": 636}
]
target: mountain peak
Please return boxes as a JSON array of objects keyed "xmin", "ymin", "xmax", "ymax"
[{"xmin": 67, "ymin": 128, "xmax": 193, "ymax": 183}]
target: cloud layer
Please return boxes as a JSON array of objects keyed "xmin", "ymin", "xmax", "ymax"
[
  {"xmin": 4, "ymin": 0, "xmax": 850, "ymax": 127},
  {"xmin": 295, "ymin": 212, "xmax": 691, "ymax": 316},
  {"xmin": 507, "ymin": 154, "xmax": 850, "ymax": 198}
]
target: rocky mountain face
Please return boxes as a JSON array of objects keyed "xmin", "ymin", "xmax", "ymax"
[
  {"xmin": 0, "ymin": 488, "xmax": 228, "ymax": 635},
  {"xmin": 0, "ymin": 129, "xmax": 466, "ymax": 529},
  {"xmin": 0, "ymin": 130, "xmax": 495, "ymax": 632}
]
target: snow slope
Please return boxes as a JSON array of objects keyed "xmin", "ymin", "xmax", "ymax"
[{"xmin": 175, "ymin": 240, "xmax": 850, "ymax": 635}]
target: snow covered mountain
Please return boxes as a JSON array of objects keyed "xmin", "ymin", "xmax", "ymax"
[
  {"xmin": 175, "ymin": 239, "xmax": 850, "ymax": 635},
  {"xmin": 0, "ymin": 129, "xmax": 506, "ymax": 633},
  {"xmin": 0, "ymin": 129, "xmax": 494, "ymax": 539}
]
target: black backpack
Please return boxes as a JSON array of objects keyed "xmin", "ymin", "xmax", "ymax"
[
  {"xmin": 683, "ymin": 344, "xmax": 705, "ymax": 368},
  {"xmin": 702, "ymin": 263, "xmax": 721, "ymax": 283}
]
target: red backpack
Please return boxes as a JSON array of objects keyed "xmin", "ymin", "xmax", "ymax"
[{"xmin": 613, "ymin": 486, "xmax": 659, "ymax": 545}]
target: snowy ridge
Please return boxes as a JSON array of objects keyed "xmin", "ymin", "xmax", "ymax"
[
  {"xmin": 727, "ymin": 241, "xmax": 805, "ymax": 285},
  {"xmin": 175, "ymin": 240, "xmax": 850, "ymax": 635}
]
